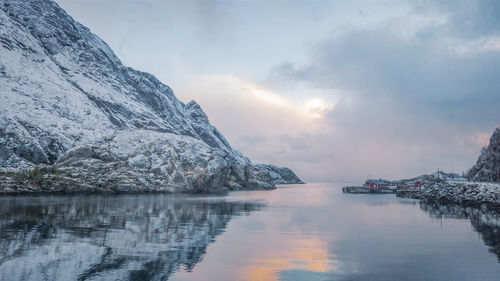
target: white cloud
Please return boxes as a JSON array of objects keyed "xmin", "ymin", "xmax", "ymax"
[{"xmin": 451, "ymin": 36, "xmax": 500, "ymax": 55}]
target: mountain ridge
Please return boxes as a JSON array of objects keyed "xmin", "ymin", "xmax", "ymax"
[{"xmin": 0, "ymin": 0, "xmax": 302, "ymax": 193}]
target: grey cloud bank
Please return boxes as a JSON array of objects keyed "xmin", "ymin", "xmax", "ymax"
[{"xmin": 265, "ymin": 0, "xmax": 500, "ymax": 180}]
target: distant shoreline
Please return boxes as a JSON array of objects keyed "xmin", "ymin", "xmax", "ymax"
[{"xmin": 344, "ymin": 179, "xmax": 500, "ymax": 216}]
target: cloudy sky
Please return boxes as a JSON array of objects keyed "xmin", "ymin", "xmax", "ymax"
[{"xmin": 56, "ymin": 0, "xmax": 500, "ymax": 182}]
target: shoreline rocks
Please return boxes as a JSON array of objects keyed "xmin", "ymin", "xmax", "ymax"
[
  {"xmin": 254, "ymin": 164, "xmax": 304, "ymax": 184},
  {"xmin": 396, "ymin": 181, "xmax": 500, "ymax": 212},
  {"xmin": 345, "ymin": 171, "xmax": 500, "ymax": 215},
  {"xmin": 0, "ymin": 130, "xmax": 276, "ymax": 194}
]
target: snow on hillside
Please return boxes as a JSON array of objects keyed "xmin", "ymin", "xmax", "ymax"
[{"xmin": 0, "ymin": 0, "xmax": 302, "ymax": 192}]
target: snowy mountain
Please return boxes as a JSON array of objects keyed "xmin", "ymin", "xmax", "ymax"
[
  {"xmin": 468, "ymin": 128, "xmax": 500, "ymax": 182},
  {"xmin": 0, "ymin": 0, "xmax": 302, "ymax": 192}
]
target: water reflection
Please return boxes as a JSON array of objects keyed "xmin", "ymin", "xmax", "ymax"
[
  {"xmin": 244, "ymin": 238, "xmax": 335, "ymax": 281},
  {"xmin": 419, "ymin": 201, "xmax": 500, "ymax": 262},
  {"xmin": 1, "ymin": 185, "xmax": 499, "ymax": 281},
  {"xmin": 171, "ymin": 184, "xmax": 500, "ymax": 281},
  {"xmin": 0, "ymin": 195, "xmax": 262, "ymax": 281}
]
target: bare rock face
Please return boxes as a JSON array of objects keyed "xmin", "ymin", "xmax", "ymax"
[
  {"xmin": 0, "ymin": 0, "xmax": 286, "ymax": 193},
  {"xmin": 55, "ymin": 131, "xmax": 234, "ymax": 193},
  {"xmin": 0, "ymin": 132, "xmax": 275, "ymax": 194},
  {"xmin": 255, "ymin": 164, "xmax": 304, "ymax": 184},
  {"xmin": 468, "ymin": 128, "xmax": 500, "ymax": 182}
]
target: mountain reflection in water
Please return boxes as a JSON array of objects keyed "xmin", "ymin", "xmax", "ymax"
[
  {"xmin": 419, "ymin": 201, "xmax": 500, "ymax": 262},
  {"xmin": 0, "ymin": 194, "xmax": 262, "ymax": 281},
  {"xmin": 1, "ymin": 184, "xmax": 499, "ymax": 281}
]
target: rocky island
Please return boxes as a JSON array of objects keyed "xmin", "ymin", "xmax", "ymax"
[
  {"xmin": 344, "ymin": 127, "xmax": 500, "ymax": 213},
  {"xmin": 0, "ymin": 0, "xmax": 302, "ymax": 194}
]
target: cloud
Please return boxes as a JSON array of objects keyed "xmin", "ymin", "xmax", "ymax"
[
  {"xmin": 421, "ymin": 0, "xmax": 500, "ymax": 39},
  {"xmin": 56, "ymin": 0, "xmax": 500, "ymax": 181},
  {"xmin": 177, "ymin": 75, "xmax": 334, "ymax": 175},
  {"xmin": 173, "ymin": 1, "xmax": 500, "ymax": 182},
  {"xmin": 262, "ymin": 1, "xmax": 500, "ymax": 181},
  {"xmin": 176, "ymin": 1, "xmax": 500, "ymax": 181}
]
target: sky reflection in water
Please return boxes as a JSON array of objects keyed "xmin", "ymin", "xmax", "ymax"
[{"xmin": 172, "ymin": 183, "xmax": 500, "ymax": 281}]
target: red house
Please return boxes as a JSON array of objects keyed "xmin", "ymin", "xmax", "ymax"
[{"xmin": 366, "ymin": 179, "xmax": 390, "ymax": 190}]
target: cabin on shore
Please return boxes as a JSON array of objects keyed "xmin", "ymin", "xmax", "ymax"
[
  {"xmin": 414, "ymin": 181, "xmax": 424, "ymax": 188},
  {"xmin": 365, "ymin": 179, "xmax": 391, "ymax": 190}
]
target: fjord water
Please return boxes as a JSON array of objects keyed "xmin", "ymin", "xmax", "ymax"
[{"xmin": 0, "ymin": 184, "xmax": 499, "ymax": 281}]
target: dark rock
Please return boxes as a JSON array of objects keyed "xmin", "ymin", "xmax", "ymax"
[
  {"xmin": 255, "ymin": 164, "xmax": 304, "ymax": 184},
  {"xmin": 468, "ymin": 128, "xmax": 500, "ymax": 182},
  {"xmin": 396, "ymin": 181, "xmax": 500, "ymax": 210}
]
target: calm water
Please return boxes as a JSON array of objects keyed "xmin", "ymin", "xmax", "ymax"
[{"xmin": 0, "ymin": 183, "xmax": 499, "ymax": 281}]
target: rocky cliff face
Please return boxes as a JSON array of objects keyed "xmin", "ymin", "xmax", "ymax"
[
  {"xmin": 0, "ymin": 0, "xmax": 299, "ymax": 193},
  {"xmin": 255, "ymin": 164, "xmax": 304, "ymax": 184},
  {"xmin": 467, "ymin": 128, "xmax": 500, "ymax": 182}
]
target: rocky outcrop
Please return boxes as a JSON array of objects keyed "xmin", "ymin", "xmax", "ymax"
[
  {"xmin": 255, "ymin": 164, "xmax": 304, "ymax": 184},
  {"xmin": 345, "ymin": 170, "xmax": 500, "ymax": 211},
  {"xmin": 397, "ymin": 181, "xmax": 500, "ymax": 210},
  {"xmin": 0, "ymin": 131, "xmax": 274, "ymax": 193},
  {"xmin": 467, "ymin": 128, "xmax": 500, "ymax": 182},
  {"xmin": 0, "ymin": 0, "xmax": 297, "ymax": 193},
  {"xmin": 346, "ymin": 127, "xmax": 500, "ymax": 210}
]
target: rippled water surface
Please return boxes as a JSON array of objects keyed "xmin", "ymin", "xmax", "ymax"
[{"xmin": 0, "ymin": 183, "xmax": 499, "ymax": 281}]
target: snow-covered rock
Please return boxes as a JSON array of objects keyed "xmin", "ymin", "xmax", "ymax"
[
  {"xmin": 0, "ymin": 0, "xmax": 295, "ymax": 193},
  {"xmin": 398, "ymin": 181, "xmax": 500, "ymax": 210},
  {"xmin": 467, "ymin": 128, "xmax": 500, "ymax": 182},
  {"xmin": 255, "ymin": 164, "xmax": 304, "ymax": 184},
  {"xmin": 397, "ymin": 171, "xmax": 467, "ymax": 186}
]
